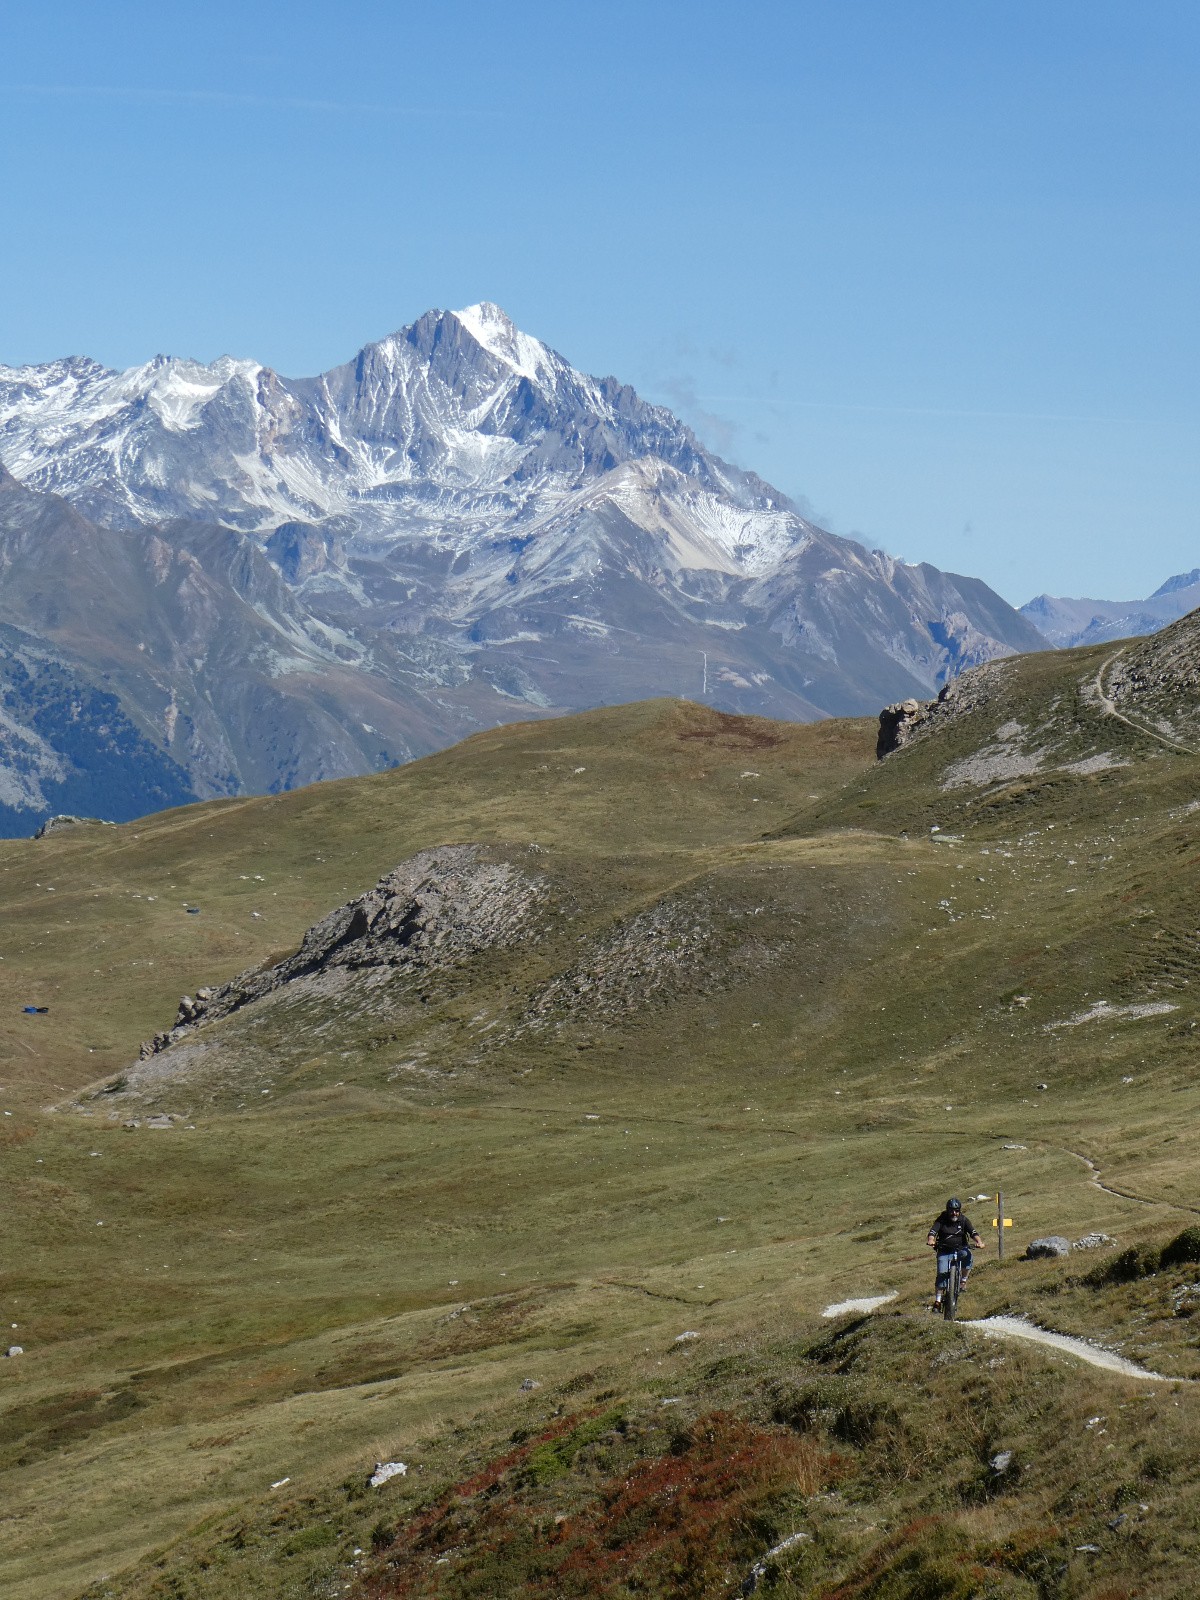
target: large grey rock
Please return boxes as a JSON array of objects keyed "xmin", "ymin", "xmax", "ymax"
[{"xmin": 1025, "ymin": 1235, "xmax": 1072, "ymax": 1260}]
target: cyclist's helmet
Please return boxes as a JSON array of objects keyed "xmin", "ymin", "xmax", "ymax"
[{"xmin": 947, "ymin": 1197, "xmax": 962, "ymax": 1213}]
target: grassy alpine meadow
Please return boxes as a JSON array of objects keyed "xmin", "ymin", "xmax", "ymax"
[{"xmin": 3, "ymin": 675, "xmax": 1200, "ymax": 1600}]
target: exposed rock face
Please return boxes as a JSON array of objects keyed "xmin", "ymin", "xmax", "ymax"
[
  {"xmin": 33, "ymin": 813, "xmax": 108, "ymax": 838},
  {"xmin": 876, "ymin": 661, "xmax": 1019, "ymax": 759},
  {"xmin": 139, "ymin": 845, "xmax": 544, "ymax": 1058},
  {"xmin": 876, "ymin": 697, "xmax": 928, "ymax": 758}
]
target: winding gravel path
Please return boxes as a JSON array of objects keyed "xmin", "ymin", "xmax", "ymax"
[
  {"xmin": 820, "ymin": 1297, "xmax": 1181, "ymax": 1382},
  {"xmin": 962, "ymin": 1314, "xmax": 1179, "ymax": 1381},
  {"xmin": 1093, "ymin": 650, "xmax": 1198, "ymax": 755}
]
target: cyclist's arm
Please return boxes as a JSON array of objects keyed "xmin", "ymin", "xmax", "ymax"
[
  {"xmin": 970, "ymin": 1231, "xmax": 985, "ymax": 1248},
  {"xmin": 926, "ymin": 1229, "xmax": 938, "ymax": 1248}
]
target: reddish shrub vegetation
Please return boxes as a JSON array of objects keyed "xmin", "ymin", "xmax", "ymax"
[{"xmin": 360, "ymin": 1409, "xmax": 842, "ymax": 1600}]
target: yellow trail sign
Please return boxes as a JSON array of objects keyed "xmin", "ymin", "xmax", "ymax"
[{"xmin": 991, "ymin": 1217, "xmax": 1013, "ymax": 1227}]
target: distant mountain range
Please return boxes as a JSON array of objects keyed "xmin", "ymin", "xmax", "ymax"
[
  {"xmin": 1020, "ymin": 572, "xmax": 1200, "ymax": 648},
  {"xmin": 0, "ymin": 303, "xmax": 1044, "ymax": 833}
]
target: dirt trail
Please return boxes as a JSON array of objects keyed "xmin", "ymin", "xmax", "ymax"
[
  {"xmin": 821, "ymin": 1297, "xmax": 1181, "ymax": 1381},
  {"xmin": 1093, "ymin": 651, "xmax": 1198, "ymax": 756},
  {"xmin": 1062, "ymin": 1145, "xmax": 1200, "ymax": 1218},
  {"xmin": 962, "ymin": 1314, "xmax": 1180, "ymax": 1381}
]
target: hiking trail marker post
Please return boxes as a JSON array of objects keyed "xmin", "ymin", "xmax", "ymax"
[{"xmin": 992, "ymin": 1190, "xmax": 1013, "ymax": 1261}]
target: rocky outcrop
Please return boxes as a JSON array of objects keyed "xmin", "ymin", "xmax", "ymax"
[
  {"xmin": 876, "ymin": 697, "xmax": 928, "ymax": 758},
  {"xmin": 875, "ymin": 656, "xmax": 1031, "ymax": 761},
  {"xmin": 139, "ymin": 845, "xmax": 544, "ymax": 1058},
  {"xmin": 33, "ymin": 813, "xmax": 112, "ymax": 838}
]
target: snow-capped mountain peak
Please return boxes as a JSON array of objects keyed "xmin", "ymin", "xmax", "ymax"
[
  {"xmin": 0, "ymin": 302, "xmax": 1044, "ymax": 801},
  {"xmin": 114, "ymin": 354, "xmax": 265, "ymax": 433},
  {"xmin": 450, "ymin": 302, "xmax": 555, "ymax": 384},
  {"xmin": 1, "ymin": 304, "xmax": 795, "ymax": 552}
]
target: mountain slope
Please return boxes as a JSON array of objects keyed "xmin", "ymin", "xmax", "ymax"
[
  {"xmin": 0, "ymin": 467, "xmax": 485, "ymax": 830},
  {"xmin": 0, "ymin": 307, "xmax": 1044, "ymax": 817}
]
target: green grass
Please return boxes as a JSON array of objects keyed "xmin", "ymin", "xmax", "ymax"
[{"xmin": 2, "ymin": 674, "xmax": 1200, "ymax": 1599}]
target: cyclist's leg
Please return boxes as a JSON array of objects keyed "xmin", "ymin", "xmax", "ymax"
[
  {"xmin": 960, "ymin": 1246, "xmax": 974, "ymax": 1286},
  {"xmin": 934, "ymin": 1251, "xmax": 952, "ymax": 1303}
]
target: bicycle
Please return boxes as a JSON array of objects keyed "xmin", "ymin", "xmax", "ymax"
[{"xmin": 942, "ymin": 1248, "xmax": 968, "ymax": 1321}]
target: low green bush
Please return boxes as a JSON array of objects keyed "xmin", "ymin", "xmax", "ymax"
[
  {"xmin": 1084, "ymin": 1245, "xmax": 1159, "ymax": 1286},
  {"xmin": 281, "ymin": 1523, "xmax": 336, "ymax": 1556},
  {"xmin": 1161, "ymin": 1226, "xmax": 1200, "ymax": 1270}
]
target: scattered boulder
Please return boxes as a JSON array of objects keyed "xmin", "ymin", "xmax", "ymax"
[
  {"xmin": 876, "ymin": 698, "xmax": 929, "ymax": 758},
  {"xmin": 519, "ymin": 1378, "xmax": 541, "ymax": 1391},
  {"xmin": 989, "ymin": 1450, "xmax": 1014, "ymax": 1474},
  {"xmin": 1025, "ymin": 1235, "xmax": 1072, "ymax": 1260},
  {"xmin": 6, "ymin": 1345, "xmax": 23, "ymax": 1358},
  {"xmin": 1072, "ymin": 1232, "xmax": 1115, "ymax": 1251},
  {"xmin": 369, "ymin": 1461, "xmax": 407, "ymax": 1488}
]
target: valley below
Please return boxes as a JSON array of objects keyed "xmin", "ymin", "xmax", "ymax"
[{"xmin": 4, "ymin": 621, "xmax": 1200, "ymax": 1599}]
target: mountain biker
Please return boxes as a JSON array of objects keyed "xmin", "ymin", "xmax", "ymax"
[{"xmin": 926, "ymin": 1198, "xmax": 985, "ymax": 1310}]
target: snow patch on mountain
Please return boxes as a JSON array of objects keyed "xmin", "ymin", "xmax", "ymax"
[{"xmin": 451, "ymin": 302, "xmax": 555, "ymax": 383}]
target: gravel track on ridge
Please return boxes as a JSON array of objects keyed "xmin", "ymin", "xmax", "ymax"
[
  {"xmin": 961, "ymin": 1314, "xmax": 1180, "ymax": 1381},
  {"xmin": 821, "ymin": 1298, "xmax": 1181, "ymax": 1381}
]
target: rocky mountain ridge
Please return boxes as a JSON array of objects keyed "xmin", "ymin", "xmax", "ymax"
[
  {"xmin": 1020, "ymin": 571, "xmax": 1200, "ymax": 648},
  {"xmin": 0, "ymin": 305, "xmax": 1045, "ymax": 829}
]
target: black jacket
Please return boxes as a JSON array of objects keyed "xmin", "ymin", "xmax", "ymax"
[{"xmin": 929, "ymin": 1212, "xmax": 978, "ymax": 1252}]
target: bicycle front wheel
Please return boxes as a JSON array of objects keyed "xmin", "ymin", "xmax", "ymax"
[{"xmin": 943, "ymin": 1258, "xmax": 960, "ymax": 1321}]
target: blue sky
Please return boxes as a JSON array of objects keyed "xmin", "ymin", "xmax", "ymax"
[{"xmin": 2, "ymin": 0, "xmax": 1197, "ymax": 604}]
